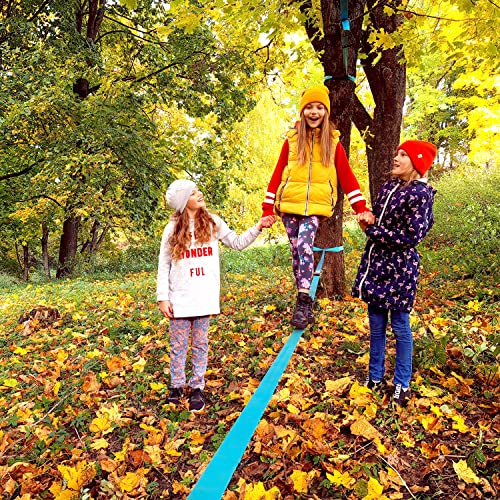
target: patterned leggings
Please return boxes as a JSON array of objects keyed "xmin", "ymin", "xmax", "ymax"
[
  {"xmin": 169, "ymin": 316, "xmax": 210, "ymax": 390},
  {"xmin": 281, "ymin": 214, "xmax": 320, "ymax": 290}
]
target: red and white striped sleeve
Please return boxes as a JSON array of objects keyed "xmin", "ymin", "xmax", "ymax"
[
  {"xmin": 262, "ymin": 140, "xmax": 289, "ymax": 217},
  {"xmin": 335, "ymin": 142, "xmax": 369, "ymax": 214}
]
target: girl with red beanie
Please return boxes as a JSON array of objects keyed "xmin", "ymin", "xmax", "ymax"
[
  {"xmin": 262, "ymin": 84, "xmax": 369, "ymax": 329},
  {"xmin": 353, "ymin": 140, "xmax": 437, "ymax": 406}
]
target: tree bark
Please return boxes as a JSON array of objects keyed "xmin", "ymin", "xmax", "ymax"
[
  {"xmin": 356, "ymin": 0, "xmax": 406, "ymax": 201},
  {"xmin": 300, "ymin": 0, "xmax": 367, "ymax": 297},
  {"xmin": 41, "ymin": 221, "xmax": 51, "ymax": 279},
  {"xmin": 56, "ymin": 216, "xmax": 81, "ymax": 278}
]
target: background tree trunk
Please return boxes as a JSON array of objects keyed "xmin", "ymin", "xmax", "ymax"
[
  {"xmin": 56, "ymin": 216, "xmax": 80, "ymax": 278},
  {"xmin": 41, "ymin": 221, "xmax": 50, "ymax": 279},
  {"xmin": 301, "ymin": 0, "xmax": 367, "ymax": 297}
]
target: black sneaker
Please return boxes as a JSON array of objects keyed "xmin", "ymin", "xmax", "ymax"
[
  {"xmin": 291, "ymin": 293, "xmax": 312, "ymax": 329},
  {"xmin": 393, "ymin": 384, "xmax": 411, "ymax": 407},
  {"xmin": 167, "ymin": 387, "xmax": 183, "ymax": 405},
  {"xmin": 189, "ymin": 388, "xmax": 205, "ymax": 412},
  {"xmin": 364, "ymin": 375, "xmax": 386, "ymax": 391}
]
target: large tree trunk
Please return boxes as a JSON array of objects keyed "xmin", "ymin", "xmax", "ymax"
[
  {"xmin": 297, "ymin": 0, "xmax": 406, "ymax": 296},
  {"xmin": 41, "ymin": 221, "xmax": 51, "ymax": 279},
  {"xmin": 353, "ymin": 0, "xmax": 406, "ymax": 201},
  {"xmin": 301, "ymin": 0, "xmax": 367, "ymax": 297},
  {"xmin": 56, "ymin": 216, "xmax": 81, "ymax": 278}
]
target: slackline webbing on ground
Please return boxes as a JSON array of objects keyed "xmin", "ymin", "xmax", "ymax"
[{"xmin": 187, "ymin": 245, "xmax": 343, "ymax": 499}]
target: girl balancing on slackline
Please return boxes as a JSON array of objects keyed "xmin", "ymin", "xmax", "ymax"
[{"xmin": 262, "ymin": 84, "xmax": 370, "ymax": 329}]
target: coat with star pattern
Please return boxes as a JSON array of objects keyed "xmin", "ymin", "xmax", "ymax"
[{"xmin": 352, "ymin": 177, "xmax": 436, "ymax": 312}]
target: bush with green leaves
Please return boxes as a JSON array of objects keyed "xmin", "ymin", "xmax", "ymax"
[{"xmin": 423, "ymin": 164, "xmax": 500, "ymax": 279}]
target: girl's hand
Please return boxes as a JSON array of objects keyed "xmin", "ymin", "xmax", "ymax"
[
  {"xmin": 158, "ymin": 300, "xmax": 174, "ymax": 318},
  {"xmin": 258, "ymin": 215, "xmax": 276, "ymax": 230},
  {"xmin": 356, "ymin": 211, "xmax": 375, "ymax": 232}
]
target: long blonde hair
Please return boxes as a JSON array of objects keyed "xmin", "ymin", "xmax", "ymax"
[
  {"xmin": 296, "ymin": 111, "xmax": 337, "ymax": 168},
  {"xmin": 168, "ymin": 208, "xmax": 216, "ymax": 261}
]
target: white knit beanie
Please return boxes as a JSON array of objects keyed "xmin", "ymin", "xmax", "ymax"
[{"xmin": 165, "ymin": 179, "xmax": 197, "ymax": 213}]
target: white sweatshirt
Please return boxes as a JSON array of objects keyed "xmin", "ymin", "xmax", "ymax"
[{"xmin": 156, "ymin": 213, "xmax": 261, "ymax": 318}]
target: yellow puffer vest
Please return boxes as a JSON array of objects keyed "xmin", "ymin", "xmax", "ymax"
[{"xmin": 276, "ymin": 128, "xmax": 340, "ymax": 217}]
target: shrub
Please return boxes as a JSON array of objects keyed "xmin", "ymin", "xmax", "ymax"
[{"xmin": 424, "ymin": 164, "xmax": 500, "ymax": 279}]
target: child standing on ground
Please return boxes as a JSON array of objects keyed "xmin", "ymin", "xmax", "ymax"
[
  {"xmin": 157, "ymin": 179, "xmax": 275, "ymax": 412},
  {"xmin": 352, "ymin": 140, "xmax": 437, "ymax": 406},
  {"xmin": 262, "ymin": 84, "xmax": 369, "ymax": 329}
]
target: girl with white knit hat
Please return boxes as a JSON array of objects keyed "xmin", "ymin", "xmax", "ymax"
[{"xmin": 157, "ymin": 179, "xmax": 274, "ymax": 412}]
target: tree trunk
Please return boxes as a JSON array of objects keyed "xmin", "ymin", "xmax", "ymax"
[
  {"xmin": 41, "ymin": 221, "xmax": 51, "ymax": 279},
  {"xmin": 354, "ymin": 0, "xmax": 406, "ymax": 201},
  {"xmin": 56, "ymin": 216, "xmax": 81, "ymax": 278},
  {"xmin": 301, "ymin": 0, "xmax": 367, "ymax": 297}
]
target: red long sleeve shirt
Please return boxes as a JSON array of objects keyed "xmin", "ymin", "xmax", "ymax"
[{"xmin": 262, "ymin": 139, "xmax": 369, "ymax": 216}]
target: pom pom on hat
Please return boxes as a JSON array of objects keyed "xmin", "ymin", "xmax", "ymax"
[
  {"xmin": 166, "ymin": 179, "xmax": 197, "ymax": 213},
  {"xmin": 299, "ymin": 84, "xmax": 330, "ymax": 115},
  {"xmin": 397, "ymin": 140, "xmax": 437, "ymax": 176}
]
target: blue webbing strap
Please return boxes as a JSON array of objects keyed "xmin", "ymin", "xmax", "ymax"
[
  {"xmin": 340, "ymin": 0, "xmax": 356, "ymax": 83},
  {"xmin": 187, "ymin": 246, "xmax": 343, "ymax": 499}
]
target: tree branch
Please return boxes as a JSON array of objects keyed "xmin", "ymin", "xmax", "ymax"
[
  {"xmin": 0, "ymin": 160, "xmax": 40, "ymax": 182},
  {"xmin": 351, "ymin": 93, "xmax": 373, "ymax": 136}
]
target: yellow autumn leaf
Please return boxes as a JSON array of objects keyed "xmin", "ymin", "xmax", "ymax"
[
  {"xmin": 90, "ymin": 438, "xmax": 109, "ymax": 450},
  {"xmin": 53, "ymin": 381, "xmax": 61, "ymax": 396},
  {"xmin": 2, "ymin": 378, "xmax": 18, "ymax": 388},
  {"xmin": 14, "ymin": 346, "xmax": 28, "ymax": 355},
  {"xmin": 150, "ymin": 382, "xmax": 166, "ymax": 391},
  {"xmin": 290, "ymin": 469, "xmax": 308, "ymax": 493},
  {"xmin": 350, "ymin": 415, "xmax": 382, "ymax": 440},
  {"xmin": 57, "ymin": 460, "xmax": 94, "ymax": 491},
  {"xmin": 325, "ymin": 376, "xmax": 352, "ymax": 394},
  {"xmin": 326, "ymin": 470, "xmax": 355, "ymax": 488},
  {"xmin": 453, "ymin": 460, "xmax": 480, "ymax": 484},
  {"xmin": 242, "ymin": 481, "xmax": 280, "ymax": 499},
  {"xmin": 451, "ymin": 414, "xmax": 470, "ymax": 433},
  {"xmin": 363, "ymin": 476, "xmax": 389, "ymax": 499},
  {"xmin": 286, "ymin": 403, "xmax": 300, "ymax": 415},
  {"xmin": 132, "ymin": 357, "xmax": 146, "ymax": 372},
  {"xmin": 118, "ymin": 471, "xmax": 141, "ymax": 492},
  {"xmin": 189, "ymin": 430, "xmax": 206, "ymax": 446}
]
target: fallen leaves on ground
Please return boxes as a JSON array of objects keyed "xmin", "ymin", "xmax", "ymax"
[{"xmin": 0, "ymin": 268, "xmax": 498, "ymax": 499}]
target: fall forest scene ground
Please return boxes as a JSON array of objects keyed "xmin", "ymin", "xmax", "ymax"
[
  {"xmin": 1, "ymin": 223, "xmax": 499, "ymax": 499},
  {"xmin": 1, "ymin": 1, "xmax": 500, "ymax": 499}
]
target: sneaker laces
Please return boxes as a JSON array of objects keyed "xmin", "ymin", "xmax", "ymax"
[{"xmin": 394, "ymin": 384, "xmax": 402, "ymax": 399}]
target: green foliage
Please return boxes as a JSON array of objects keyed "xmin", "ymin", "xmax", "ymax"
[{"xmin": 424, "ymin": 164, "xmax": 500, "ymax": 279}]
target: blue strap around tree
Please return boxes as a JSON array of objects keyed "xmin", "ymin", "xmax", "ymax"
[
  {"xmin": 340, "ymin": 0, "xmax": 356, "ymax": 83},
  {"xmin": 187, "ymin": 246, "xmax": 343, "ymax": 499}
]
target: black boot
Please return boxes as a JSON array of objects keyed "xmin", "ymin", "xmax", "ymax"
[
  {"xmin": 291, "ymin": 292, "xmax": 313, "ymax": 329},
  {"xmin": 306, "ymin": 295, "xmax": 315, "ymax": 325}
]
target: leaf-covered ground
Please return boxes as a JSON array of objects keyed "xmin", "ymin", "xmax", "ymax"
[{"xmin": 0, "ymin": 264, "xmax": 498, "ymax": 499}]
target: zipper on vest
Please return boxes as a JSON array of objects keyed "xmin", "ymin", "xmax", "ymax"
[{"xmin": 304, "ymin": 132, "xmax": 314, "ymax": 215}]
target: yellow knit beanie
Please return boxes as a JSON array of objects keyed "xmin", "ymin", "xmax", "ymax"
[{"xmin": 299, "ymin": 84, "xmax": 330, "ymax": 114}]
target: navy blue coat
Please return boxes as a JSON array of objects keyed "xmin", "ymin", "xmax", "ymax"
[{"xmin": 352, "ymin": 178, "xmax": 436, "ymax": 312}]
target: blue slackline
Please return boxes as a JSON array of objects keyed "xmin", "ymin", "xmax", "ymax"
[{"xmin": 187, "ymin": 246, "xmax": 343, "ymax": 499}]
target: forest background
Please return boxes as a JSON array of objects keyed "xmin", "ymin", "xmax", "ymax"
[{"xmin": 0, "ymin": 0, "xmax": 499, "ymax": 499}]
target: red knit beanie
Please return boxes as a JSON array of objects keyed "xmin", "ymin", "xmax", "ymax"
[{"xmin": 397, "ymin": 140, "xmax": 437, "ymax": 176}]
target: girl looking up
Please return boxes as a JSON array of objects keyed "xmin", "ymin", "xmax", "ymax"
[{"xmin": 157, "ymin": 179, "xmax": 275, "ymax": 412}]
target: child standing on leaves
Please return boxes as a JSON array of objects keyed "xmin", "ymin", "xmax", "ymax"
[
  {"xmin": 262, "ymin": 84, "xmax": 369, "ymax": 329},
  {"xmin": 157, "ymin": 179, "xmax": 275, "ymax": 412},
  {"xmin": 353, "ymin": 140, "xmax": 437, "ymax": 406}
]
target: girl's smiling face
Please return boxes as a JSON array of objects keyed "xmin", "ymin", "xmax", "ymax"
[
  {"xmin": 392, "ymin": 149, "xmax": 416, "ymax": 181},
  {"xmin": 303, "ymin": 102, "xmax": 326, "ymax": 128},
  {"xmin": 185, "ymin": 186, "xmax": 206, "ymax": 214}
]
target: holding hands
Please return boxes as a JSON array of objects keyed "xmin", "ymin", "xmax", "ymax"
[
  {"xmin": 356, "ymin": 210, "xmax": 375, "ymax": 233},
  {"xmin": 258, "ymin": 215, "xmax": 276, "ymax": 230}
]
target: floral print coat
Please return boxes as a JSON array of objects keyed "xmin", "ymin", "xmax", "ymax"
[{"xmin": 352, "ymin": 177, "xmax": 436, "ymax": 312}]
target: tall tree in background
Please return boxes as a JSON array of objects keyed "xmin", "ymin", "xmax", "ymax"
[{"xmin": 294, "ymin": 0, "xmax": 406, "ymax": 296}]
